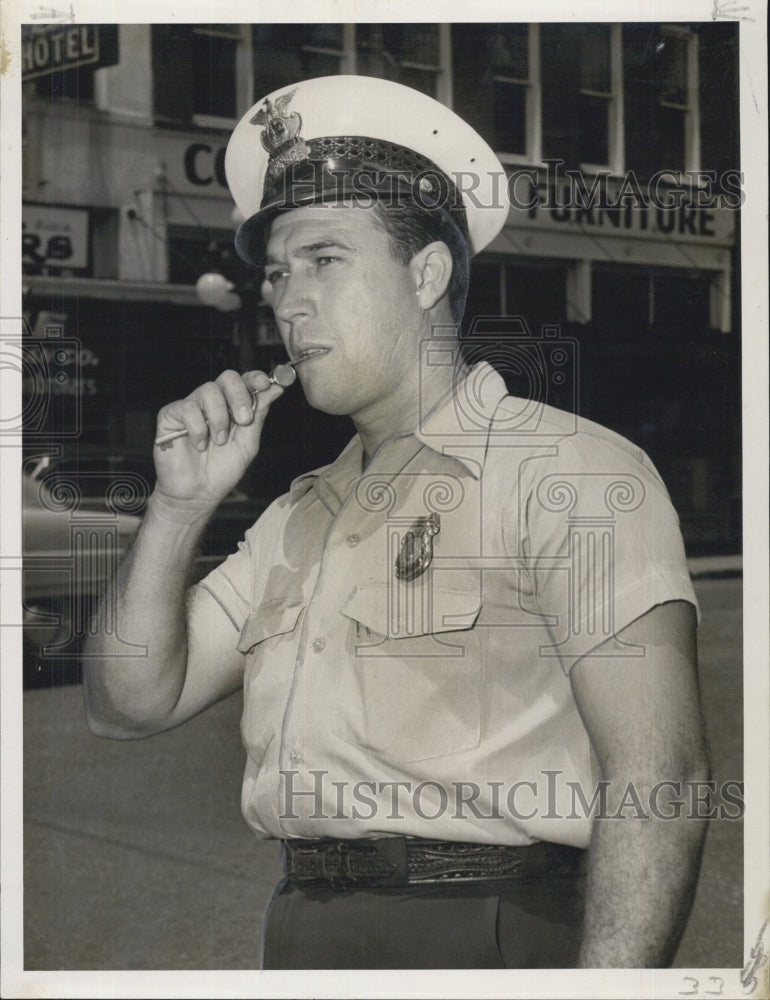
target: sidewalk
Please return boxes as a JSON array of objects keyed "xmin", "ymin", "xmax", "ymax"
[{"xmin": 687, "ymin": 554, "xmax": 743, "ymax": 578}]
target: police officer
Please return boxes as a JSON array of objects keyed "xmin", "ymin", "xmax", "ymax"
[{"xmin": 85, "ymin": 75, "xmax": 709, "ymax": 969}]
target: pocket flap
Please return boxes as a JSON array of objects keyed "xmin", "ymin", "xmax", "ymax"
[
  {"xmin": 237, "ymin": 599, "xmax": 305, "ymax": 653},
  {"xmin": 341, "ymin": 577, "xmax": 481, "ymax": 639}
]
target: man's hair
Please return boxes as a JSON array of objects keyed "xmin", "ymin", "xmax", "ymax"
[{"xmin": 370, "ymin": 202, "xmax": 470, "ymax": 324}]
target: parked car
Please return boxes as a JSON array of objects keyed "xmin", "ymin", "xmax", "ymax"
[
  {"xmin": 22, "ymin": 466, "xmax": 142, "ymax": 687},
  {"xmin": 22, "ymin": 450, "xmax": 282, "ymax": 687}
]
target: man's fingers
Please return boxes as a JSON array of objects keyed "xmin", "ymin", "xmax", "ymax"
[
  {"xmin": 215, "ymin": 369, "xmax": 261, "ymax": 425},
  {"xmin": 191, "ymin": 381, "xmax": 231, "ymax": 444},
  {"xmin": 248, "ymin": 370, "xmax": 273, "ymax": 394},
  {"xmin": 155, "ymin": 369, "xmax": 286, "ymax": 454},
  {"xmin": 157, "ymin": 398, "xmax": 210, "ymax": 451},
  {"xmin": 243, "ymin": 370, "xmax": 285, "ymax": 418}
]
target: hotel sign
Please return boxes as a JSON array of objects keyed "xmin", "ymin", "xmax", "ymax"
[{"xmin": 21, "ymin": 25, "xmax": 118, "ymax": 80}]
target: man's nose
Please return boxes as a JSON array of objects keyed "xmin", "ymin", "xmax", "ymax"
[{"xmin": 274, "ymin": 271, "xmax": 315, "ymax": 323}]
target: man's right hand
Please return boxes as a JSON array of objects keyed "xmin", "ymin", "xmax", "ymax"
[{"xmin": 152, "ymin": 369, "xmax": 285, "ymax": 509}]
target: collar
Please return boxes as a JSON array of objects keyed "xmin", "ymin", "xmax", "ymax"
[
  {"xmin": 415, "ymin": 361, "xmax": 508, "ymax": 477},
  {"xmin": 288, "ymin": 433, "xmax": 363, "ymax": 504},
  {"xmin": 288, "ymin": 362, "xmax": 509, "ymax": 502}
]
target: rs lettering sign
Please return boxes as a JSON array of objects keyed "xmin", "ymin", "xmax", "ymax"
[{"xmin": 22, "ymin": 205, "xmax": 89, "ymax": 270}]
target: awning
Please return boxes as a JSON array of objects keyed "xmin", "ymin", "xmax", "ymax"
[{"xmin": 24, "ymin": 275, "xmax": 202, "ymax": 306}]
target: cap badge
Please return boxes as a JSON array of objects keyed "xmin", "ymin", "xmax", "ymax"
[
  {"xmin": 250, "ymin": 90, "xmax": 309, "ymax": 180},
  {"xmin": 395, "ymin": 512, "xmax": 440, "ymax": 582}
]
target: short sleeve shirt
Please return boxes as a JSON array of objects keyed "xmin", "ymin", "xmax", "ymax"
[{"xmin": 200, "ymin": 362, "xmax": 698, "ymax": 848}]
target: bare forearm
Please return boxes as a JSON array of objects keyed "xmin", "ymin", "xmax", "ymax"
[
  {"xmin": 577, "ymin": 784, "xmax": 708, "ymax": 967},
  {"xmin": 83, "ymin": 492, "xmax": 213, "ymax": 737}
]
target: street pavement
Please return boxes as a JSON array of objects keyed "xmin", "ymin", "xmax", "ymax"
[{"xmin": 19, "ymin": 573, "xmax": 743, "ymax": 972}]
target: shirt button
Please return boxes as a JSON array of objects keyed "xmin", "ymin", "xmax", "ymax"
[
  {"xmin": 312, "ymin": 636, "xmax": 327, "ymax": 653},
  {"xmin": 289, "ymin": 749, "xmax": 303, "ymax": 764},
  {"xmin": 346, "ymin": 533, "xmax": 361, "ymax": 547}
]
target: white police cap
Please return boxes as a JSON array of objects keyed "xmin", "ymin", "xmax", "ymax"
[{"xmin": 225, "ymin": 74, "xmax": 508, "ymax": 264}]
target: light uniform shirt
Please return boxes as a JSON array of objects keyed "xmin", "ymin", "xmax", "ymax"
[{"xmin": 201, "ymin": 362, "xmax": 698, "ymax": 848}]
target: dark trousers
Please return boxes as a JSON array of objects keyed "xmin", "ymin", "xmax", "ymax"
[{"xmin": 261, "ymin": 868, "xmax": 586, "ymax": 969}]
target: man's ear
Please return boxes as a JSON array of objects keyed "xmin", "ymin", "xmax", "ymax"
[{"xmin": 410, "ymin": 241, "xmax": 453, "ymax": 310}]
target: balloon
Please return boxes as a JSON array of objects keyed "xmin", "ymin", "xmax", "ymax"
[
  {"xmin": 196, "ymin": 272, "xmax": 234, "ymax": 307},
  {"xmin": 215, "ymin": 290, "xmax": 242, "ymax": 312}
]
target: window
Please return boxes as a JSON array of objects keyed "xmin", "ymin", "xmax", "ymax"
[
  {"xmin": 542, "ymin": 24, "xmax": 622, "ymax": 173},
  {"xmin": 452, "ymin": 25, "xmax": 540, "ymax": 162},
  {"xmin": 153, "ymin": 25, "xmax": 242, "ymax": 130},
  {"xmin": 697, "ymin": 24, "xmax": 739, "ymax": 183},
  {"xmin": 22, "ymin": 25, "xmax": 118, "ymax": 103},
  {"xmin": 463, "ymin": 258, "xmax": 568, "ymax": 333},
  {"xmin": 490, "ymin": 25, "xmax": 540, "ymax": 159},
  {"xmin": 251, "ymin": 24, "xmax": 347, "ymax": 96},
  {"xmin": 592, "ymin": 263, "xmax": 712, "ymax": 334},
  {"xmin": 461, "ymin": 257, "xmax": 571, "ymax": 410},
  {"xmin": 592, "ymin": 264, "xmax": 652, "ymax": 334},
  {"xmin": 166, "ymin": 226, "xmax": 252, "ymax": 287},
  {"xmin": 155, "ymin": 25, "xmax": 451, "ymax": 130},
  {"xmin": 190, "ymin": 26, "xmax": 241, "ymax": 128},
  {"xmin": 251, "ymin": 24, "xmax": 446, "ymax": 100},
  {"xmin": 462, "ymin": 260, "xmax": 504, "ymax": 335},
  {"xmin": 28, "ymin": 65, "xmax": 95, "ymax": 102},
  {"xmin": 623, "ymin": 24, "xmax": 699, "ymax": 177},
  {"xmin": 356, "ymin": 24, "xmax": 442, "ymax": 97},
  {"xmin": 656, "ymin": 27, "xmax": 698, "ymax": 174},
  {"xmin": 576, "ymin": 24, "xmax": 613, "ymax": 165}
]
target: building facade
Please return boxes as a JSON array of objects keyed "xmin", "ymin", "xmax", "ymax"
[{"xmin": 21, "ymin": 21, "xmax": 741, "ymax": 551}]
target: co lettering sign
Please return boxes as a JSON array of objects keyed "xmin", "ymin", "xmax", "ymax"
[{"xmin": 183, "ymin": 143, "xmax": 228, "ymax": 189}]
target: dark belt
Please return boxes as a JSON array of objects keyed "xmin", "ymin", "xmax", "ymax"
[{"xmin": 281, "ymin": 837, "xmax": 585, "ymax": 889}]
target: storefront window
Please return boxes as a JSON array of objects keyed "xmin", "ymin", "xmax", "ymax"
[
  {"xmin": 166, "ymin": 226, "xmax": 252, "ymax": 288},
  {"xmin": 592, "ymin": 264, "xmax": 651, "ymax": 333},
  {"xmin": 462, "ymin": 260, "xmax": 503, "ymax": 335},
  {"xmin": 592, "ymin": 263, "xmax": 712, "ymax": 334},
  {"xmin": 463, "ymin": 259, "xmax": 569, "ymax": 334}
]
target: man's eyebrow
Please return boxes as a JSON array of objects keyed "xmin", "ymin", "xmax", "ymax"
[{"xmin": 265, "ymin": 239, "xmax": 357, "ymax": 264}]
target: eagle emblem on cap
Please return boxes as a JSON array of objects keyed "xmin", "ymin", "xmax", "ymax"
[
  {"xmin": 250, "ymin": 89, "xmax": 309, "ymax": 180},
  {"xmin": 250, "ymin": 91, "xmax": 302, "ymax": 150}
]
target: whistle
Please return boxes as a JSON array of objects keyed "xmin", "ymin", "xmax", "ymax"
[{"xmin": 154, "ymin": 350, "xmax": 324, "ymax": 449}]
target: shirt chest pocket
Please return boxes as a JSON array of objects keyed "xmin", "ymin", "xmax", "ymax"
[
  {"xmin": 237, "ymin": 599, "xmax": 305, "ymax": 764},
  {"xmin": 335, "ymin": 577, "xmax": 483, "ymax": 763},
  {"xmin": 237, "ymin": 599, "xmax": 306, "ymax": 655}
]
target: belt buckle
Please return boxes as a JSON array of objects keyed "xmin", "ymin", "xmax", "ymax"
[
  {"xmin": 289, "ymin": 840, "xmax": 352, "ymax": 888},
  {"xmin": 289, "ymin": 843, "xmax": 326, "ymax": 882},
  {"xmin": 285, "ymin": 837, "xmax": 409, "ymax": 889}
]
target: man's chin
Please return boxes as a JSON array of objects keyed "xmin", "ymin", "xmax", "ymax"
[{"xmin": 301, "ymin": 385, "xmax": 353, "ymax": 418}]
